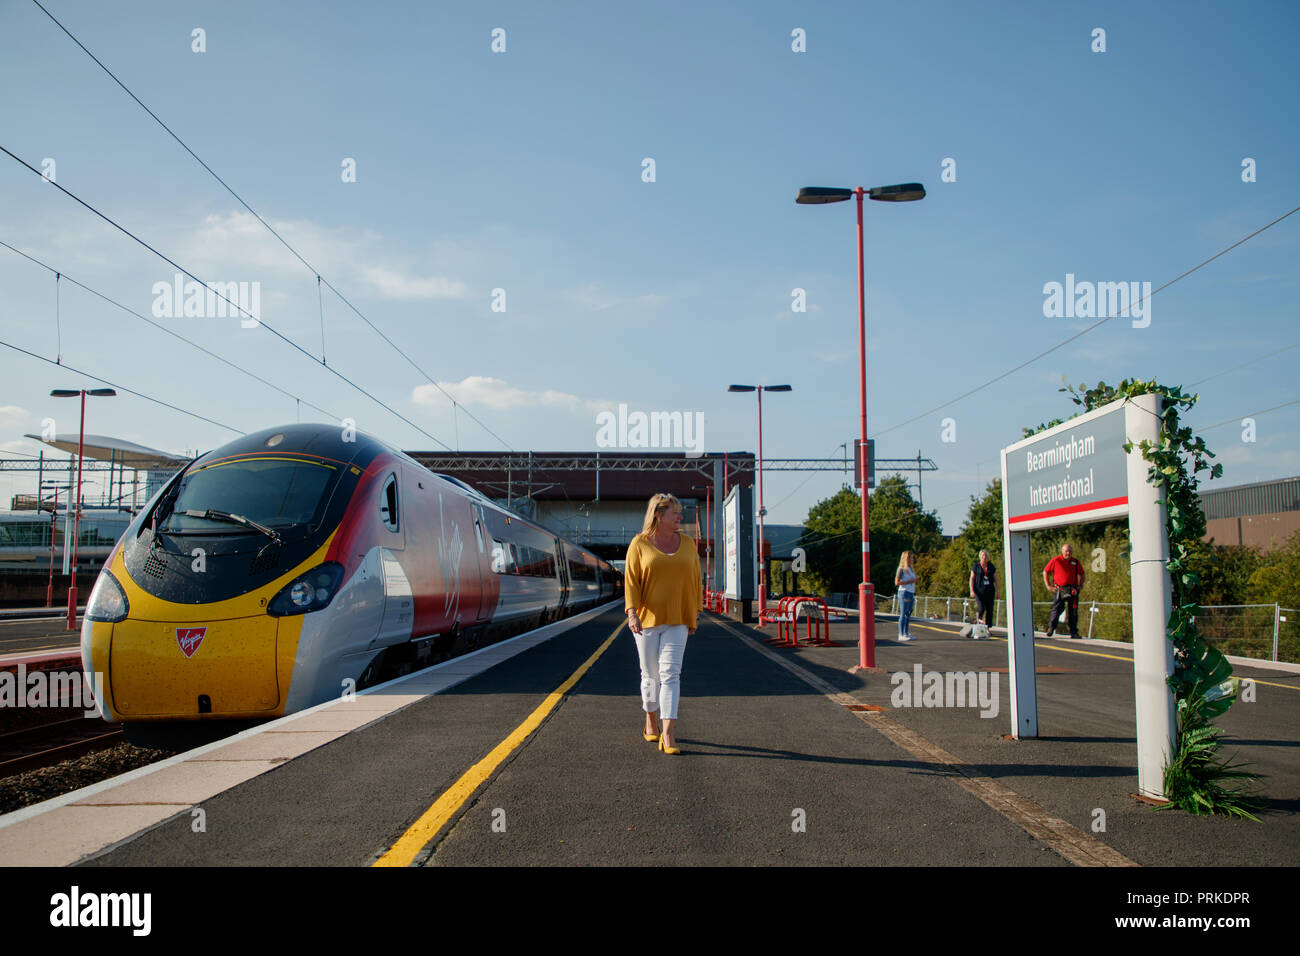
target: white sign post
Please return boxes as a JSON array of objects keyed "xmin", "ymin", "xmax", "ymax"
[{"xmin": 1000, "ymin": 393, "xmax": 1175, "ymax": 798}]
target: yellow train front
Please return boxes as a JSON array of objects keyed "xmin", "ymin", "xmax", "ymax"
[{"xmin": 81, "ymin": 423, "xmax": 619, "ymax": 730}]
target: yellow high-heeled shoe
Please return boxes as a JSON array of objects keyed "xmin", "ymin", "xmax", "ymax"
[
  {"xmin": 658, "ymin": 735, "xmax": 681, "ymax": 755},
  {"xmin": 643, "ymin": 731, "xmax": 659, "ymax": 742}
]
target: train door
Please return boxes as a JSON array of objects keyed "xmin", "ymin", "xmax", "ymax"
[
  {"xmin": 469, "ymin": 504, "xmax": 490, "ymax": 625},
  {"xmin": 377, "ymin": 468, "xmax": 412, "ymax": 642},
  {"xmin": 556, "ymin": 541, "xmax": 570, "ymax": 610}
]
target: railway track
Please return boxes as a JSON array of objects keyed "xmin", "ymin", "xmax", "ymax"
[{"xmin": 0, "ymin": 717, "xmax": 124, "ymax": 777}]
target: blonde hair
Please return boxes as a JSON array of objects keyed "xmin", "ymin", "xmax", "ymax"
[
  {"xmin": 640, "ymin": 493, "xmax": 682, "ymax": 537},
  {"xmin": 897, "ymin": 551, "xmax": 915, "ymax": 572}
]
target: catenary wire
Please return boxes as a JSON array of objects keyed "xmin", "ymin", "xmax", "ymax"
[
  {"xmin": 0, "ymin": 142, "xmax": 451, "ymax": 450},
  {"xmin": 874, "ymin": 205, "xmax": 1300, "ymax": 437},
  {"xmin": 0, "ymin": 338, "xmax": 245, "ymax": 434},
  {"xmin": 30, "ymin": 0, "xmax": 513, "ymax": 451},
  {"xmin": 0, "ymin": 238, "xmax": 342, "ymax": 422}
]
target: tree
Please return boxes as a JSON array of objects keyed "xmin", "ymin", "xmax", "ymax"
[
  {"xmin": 868, "ymin": 475, "xmax": 942, "ymax": 596},
  {"xmin": 800, "ymin": 487, "xmax": 861, "ymax": 595},
  {"xmin": 1246, "ymin": 530, "xmax": 1300, "ymax": 608},
  {"xmin": 800, "ymin": 477, "xmax": 943, "ymax": 597},
  {"xmin": 958, "ymin": 479, "xmax": 1002, "ymax": 566}
]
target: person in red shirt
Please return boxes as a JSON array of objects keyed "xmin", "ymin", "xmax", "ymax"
[{"xmin": 1042, "ymin": 543, "xmax": 1085, "ymax": 638}]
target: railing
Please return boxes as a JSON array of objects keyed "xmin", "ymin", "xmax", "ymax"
[{"xmin": 887, "ymin": 593, "xmax": 1299, "ymax": 664}]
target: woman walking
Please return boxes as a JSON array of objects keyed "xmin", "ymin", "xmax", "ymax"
[
  {"xmin": 625, "ymin": 493, "xmax": 701, "ymax": 755},
  {"xmin": 895, "ymin": 551, "xmax": 918, "ymax": 642}
]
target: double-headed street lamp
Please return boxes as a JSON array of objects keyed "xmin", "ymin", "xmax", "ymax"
[
  {"xmin": 796, "ymin": 181, "xmax": 925, "ymax": 669},
  {"xmin": 51, "ymin": 388, "xmax": 116, "ymax": 629},
  {"xmin": 728, "ymin": 384, "xmax": 792, "ymax": 618}
]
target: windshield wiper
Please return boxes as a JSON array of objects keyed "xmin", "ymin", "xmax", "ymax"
[{"xmin": 178, "ymin": 509, "xmax": 283, "ymax": 544}]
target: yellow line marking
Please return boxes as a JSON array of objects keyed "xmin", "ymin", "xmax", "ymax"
[
  {"xmin": 914, "ymin": 621, "xmax": 1300, "ymax": 689},
  {"xmin": 372, "ymin": 619, "xmax": 625, "ymax": 867}
]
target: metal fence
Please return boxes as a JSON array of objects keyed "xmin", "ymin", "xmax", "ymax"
[{"xmin": 887, "ymin": 593, "xmax": 1299, "ymax": 664}]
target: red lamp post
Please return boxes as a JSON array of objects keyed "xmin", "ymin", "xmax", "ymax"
[
  {"xmin": 796, "ymin": 182, "xmax": 925, "ymax": 668},
  {"xmin": 51, "ymin": 388, "xmax": 116, "ymax": 629}
]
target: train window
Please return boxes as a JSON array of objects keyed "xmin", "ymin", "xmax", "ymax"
[
  {"xmin": 473, "ymin": 508, "xmax": 485, "ymax": 552},
  {"xmin": 381, "ymin": 474, "xmax": 399, "ymax": 532},
  {"xmin": 491, "ymin": 539, "xmax": 513, "ymax": 574}
]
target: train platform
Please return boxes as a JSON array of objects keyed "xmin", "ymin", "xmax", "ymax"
[
  {"xmin": 0, "ymin": 616, "xmax": 80, "ymax": 663},
  {"xmin": 1, "ymin": 602, "xmax": 1295, "ymax": 870}
]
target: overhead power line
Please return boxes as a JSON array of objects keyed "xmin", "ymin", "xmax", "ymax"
[
  {"xmin": 0, "ymin": 238, "xmax": 342, "ymax": 423},
  {"xmin": 1189, "ymin": 339, "xmax": 1300, "ymax": 388},
  {"xmin": 30, "ymin": 0, "xmax": 513, "ymax": 451},
  {"xmin": 1198, "ymin": 397, "xmax": 1300, "ymax": 433},
  {"xmin": 875, "ymin": 204, "xmax": 1300, "ymax": 437},
  {"xmin": 0, "ymin": 142, "xmax": 451, "ymax": 450},
  {"xmin": 0, "ymin": 338, "xmax": 245, "ymax": 434}
]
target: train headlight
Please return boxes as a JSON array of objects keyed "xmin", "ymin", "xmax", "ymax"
[
  {"xmin": 85, "ymin": 570, "xmax": 129, "ymax": 623},
  {"xmin": 268, "ymin": 562, "xmax": 345, "ymax": 617}
]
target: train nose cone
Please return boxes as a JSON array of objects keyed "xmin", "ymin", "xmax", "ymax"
[{"xmin": 110, "ymin": 617, "xmax": 282, "ymax": 717}]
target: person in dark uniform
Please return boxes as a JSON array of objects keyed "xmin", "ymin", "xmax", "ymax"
[
  {"xmin": 968, "ymin": 549, "xmax": 997, "ymax": 637},
  {"xmin": 1042, "ymin": 543, "xmax": 1085, "ymax": 638}
]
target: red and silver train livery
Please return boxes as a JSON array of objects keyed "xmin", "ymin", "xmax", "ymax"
[{"xmin": 80, "ymin": 424, "xmax": 619, "ymax": 724}]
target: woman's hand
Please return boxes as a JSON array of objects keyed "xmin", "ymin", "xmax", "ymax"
[
  {"xmin": 627, "ymin": 609, "xmax": 643, "ymax": 635},
  {"xmin": 688, "ymin": 627, "xmax": 696, "ymax": 636}
]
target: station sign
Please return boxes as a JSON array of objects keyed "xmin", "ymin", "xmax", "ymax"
[
  {"xmin": 853, "ymin": 438, "xmax": 875, "ymax": 490},
  {"xmin": 723, "ymin": 484, "xmax": 755, "ymax": 600},
  {"xmin": 1002, "ymin": 403, "xmax": 1130, "ymax": 531}
]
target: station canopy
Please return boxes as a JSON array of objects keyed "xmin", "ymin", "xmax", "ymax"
[{"xmin": 22, "ymin": 433, "xmax": 187, "ymax": 468}]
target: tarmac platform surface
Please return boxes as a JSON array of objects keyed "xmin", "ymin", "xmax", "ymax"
[
  {"xmin": 2, "ymin": 605, "xmax": 1296, "ymax": 867},
  {"xmin": 0, "ymin": 616, "xmax": 80, "ymax": 661}
]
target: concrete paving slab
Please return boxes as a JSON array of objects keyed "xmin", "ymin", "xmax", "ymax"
[{"xmin": 69, "ymin": 760, "xmax": 283, "ymax": 806}]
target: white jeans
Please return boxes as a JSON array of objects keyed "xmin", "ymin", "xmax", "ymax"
[{"xmin": 633, "ymin": 624, "xmax": 689, "ymax": 721}]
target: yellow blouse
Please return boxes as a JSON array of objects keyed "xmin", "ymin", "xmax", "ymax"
[{"xmin": 624, "ymin": 533, "xmax": 703, "ymax": 630}]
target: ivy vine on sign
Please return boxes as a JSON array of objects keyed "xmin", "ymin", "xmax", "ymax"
[{"xmin": 1033, "ymin": 377, "xmax": 1261, "ymax": 818}]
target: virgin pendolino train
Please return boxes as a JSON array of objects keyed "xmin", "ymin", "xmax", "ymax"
[{"xmin": 80, "ymin": 424, "xmax": 619, "ymax": 727}]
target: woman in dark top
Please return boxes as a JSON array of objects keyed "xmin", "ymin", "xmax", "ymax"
[{"xmin": 969, "ymin": 549, "xmax": 997, "ymax": 638}]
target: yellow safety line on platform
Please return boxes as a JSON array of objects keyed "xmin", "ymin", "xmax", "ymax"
[
  {"xmin": 910, "ymin": 621, "xmax": 1299, "ymax": 690},
  {"xmin": 372, "ymin": 619, "xmax": 626, "ymax": 868}
]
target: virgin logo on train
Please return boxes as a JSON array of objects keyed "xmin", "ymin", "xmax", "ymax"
[{"xmin": 176, "ymin": 627, "xmax": 207, "ymax": 658}]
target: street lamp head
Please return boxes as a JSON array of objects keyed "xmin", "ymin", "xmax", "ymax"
[
  {"xmin": 727, "ymin": 385, "xmax": 757, "ymax": 392},
  {"xmin": 796, "ymin": 186, "xmax": 853, "ymax": 205},
  {"xmin": 50, "ymin": 390, "xmax": 79, "ymax": 397},
  {"xmin": 868, "ymin": 183, "xmax": 926, "ymax": 202},
  {"xmin": 50, "ymin": 388, "xmax": 117, "ymax": 397},
  {"xmin": 762, "ymin": 385, "xmax": 793, "ymax": 392},
  {"xmin": 89, "ymin": 388, "xmax": 117, "ymax": 397}
]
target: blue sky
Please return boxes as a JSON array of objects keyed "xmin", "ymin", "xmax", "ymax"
[{"xmin": 1, "ymin": 0, "xmax": 1296, "ymax": 532}]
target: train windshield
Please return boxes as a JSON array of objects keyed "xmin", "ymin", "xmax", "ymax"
[{"xmin": 160, "ymin": 457, "xmax": 339, "ymax": 534}]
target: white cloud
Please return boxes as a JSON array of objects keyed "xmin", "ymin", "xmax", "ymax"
[
  {"xmin": 564, "ymin": 282, "xmax": 667, "ymax": 313},
  {"xmin": 413, "ymin": 376, "xmax": 582, "ymax": 411},
  {"xmin": 359, "ymin": 266, "xmax": 468, "ymax": 301},
  {"xmin": 811, "ymin": 350, "xmax": 851, "ymax": 363},
  {"xmin": 163, "ymin": 211, "xmax": 472, "ymax": 302},
  {"xmin": 0, "ymin": 406, "xmax": 29, "ymax": 428}
]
